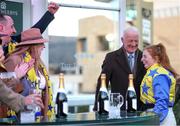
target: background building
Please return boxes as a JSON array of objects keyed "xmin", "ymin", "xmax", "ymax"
[
  {"xmin": 76, "ymin": 16, "xmax": 116, "ymax": 92},
  {"xmin": 126, "ymin": 0, "xmax": 153, "ymax": 49},
  {"xmin": 153, "ymin": 0, "xmax": 180, "ymax": 73}
]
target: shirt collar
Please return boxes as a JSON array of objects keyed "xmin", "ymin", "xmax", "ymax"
[{"xmin": 127, "ymin": 52, "xmax": 135, "ymax": 57}]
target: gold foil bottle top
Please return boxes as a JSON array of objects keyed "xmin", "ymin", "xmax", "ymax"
[
  {"xmin": 101, "ymin": 73, "xmax": 106, "ymax": 79},
  {"xmin": 129, "ymin": 74, "xmax": 133, "ymax": 80},
  {"xmin": 128, "ymin": 74, "xmax": 134, "ymax": 87},
  {"xmin": 101, "ymin": 73, "xmax": 106, "ymax": 88},
  {"xmin": 59, "ymin": 73, "xmax": 64, "ymax": 79},
  {"xmin": 59, "ymin": 73, "xmax": 64, "ymax": 89}
]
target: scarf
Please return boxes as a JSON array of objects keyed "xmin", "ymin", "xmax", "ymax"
[{"xmin": 23, "ymin": 51, "xmax": 55, "ymax": 119}]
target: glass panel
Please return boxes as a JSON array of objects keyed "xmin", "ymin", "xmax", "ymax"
[
  {"xmin": 126, "ymin": 0, "xmax": 137, "ymax": 21},
  {"xmin": 48, "ymin": 1, "xmax": 120, "ymax": 102}
]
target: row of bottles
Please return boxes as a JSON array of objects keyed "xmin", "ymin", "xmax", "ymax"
[
  {"xmin": 46, "ymin": 73, "xmax": 137, "ymax": 118},
  {"xmin": 97, "ymin": 73, "xmax": 137, "ymax": 115}
]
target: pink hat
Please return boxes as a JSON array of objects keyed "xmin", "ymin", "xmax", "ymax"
[{"xmin": 16, "ymin": 28, "xmax": 48, "ymax": 46}]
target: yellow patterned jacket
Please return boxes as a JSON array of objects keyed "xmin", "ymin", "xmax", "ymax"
[{"xmin": 140, "ymin": 63, "xmax": 176, "ymax": 122}]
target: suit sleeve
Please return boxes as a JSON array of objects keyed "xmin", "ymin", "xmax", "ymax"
[
  {"xmin": 31, "ymin": 11, "xmax": 54, "ymax": 33},
  {"xmin": 14, "ymin": 11, "xmax": 54, "ymax": 42},
  {"xmin": 0, "ymin": 79, "xmax": 25, "ymax": 112},
  {"xmin": 93, "ymin": 53, "xmax": 112, "ymax": 111}
]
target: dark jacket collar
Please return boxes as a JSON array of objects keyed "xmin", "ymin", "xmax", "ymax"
[{"xmin": 115, "ymin": 47, "xmax": 142, "ymax": 76}]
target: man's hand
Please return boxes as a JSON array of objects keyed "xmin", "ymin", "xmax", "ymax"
[
  {"xmin": 48, "ymin": 2, "xmax": 59, "ymax": 14},
  {"xmin": 24, "ymin": 94, "xmax": 44, "ymax": 109}
]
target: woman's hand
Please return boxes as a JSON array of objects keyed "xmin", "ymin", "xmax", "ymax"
[{"xmin": 15, "ymin": 59, "xmax": 35, "ymax": 79}]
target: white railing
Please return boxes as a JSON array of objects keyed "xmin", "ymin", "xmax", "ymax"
[{"xmin": 68, "ymin": 94, "xmax": 95, "ymax": 113}]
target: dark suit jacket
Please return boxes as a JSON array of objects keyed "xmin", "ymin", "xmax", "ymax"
[{"xmin": 94, "ymin": 47, "xmax": 146, "ymax": 111}]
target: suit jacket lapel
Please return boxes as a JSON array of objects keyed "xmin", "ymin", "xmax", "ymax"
[
  {"xmin": 115, "ymin": 48, "xmax": 143, "ymax": 77},
  {"xmin": 115, "ymin": 47, "xmax": 131, "ymax": 74}
]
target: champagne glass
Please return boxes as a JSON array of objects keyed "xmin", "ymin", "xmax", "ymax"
[
  {"xmin": 0, "ymin": 72, "xmax": 16, "ymax": 89},
  {"xmin": 0, "ymin": 72, "xmax": 16, "ymax": 79}
]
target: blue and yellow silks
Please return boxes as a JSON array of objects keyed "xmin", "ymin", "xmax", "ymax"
[
  {"xmin": 140, "ymin": 63, "xmax": 176, "ymax": 104},
  {"xmin": 140, "ymin": 63, "xmax": 176, "ymax": 122}
]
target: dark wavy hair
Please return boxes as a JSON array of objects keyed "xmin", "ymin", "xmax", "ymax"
[{"xmin": 144, "ymin": 43, "xmax": 178, "ymax": 78}]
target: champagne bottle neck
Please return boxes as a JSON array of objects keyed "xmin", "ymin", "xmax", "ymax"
[
  {"xmin": 101, "ymin": 79, "xmax": 106, "ymax": 88},
  {"xmin": 129, "ymin": 79, "xmax": 134, "ymax": 88},
  {"xmin": 59, "ymin": 78, "xmax": 64, "ymax": 89}
]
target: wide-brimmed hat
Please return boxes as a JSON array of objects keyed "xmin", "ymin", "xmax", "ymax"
[{"xmin": 16, "ymin": 28, "xmax": 48, "ymax": 46}]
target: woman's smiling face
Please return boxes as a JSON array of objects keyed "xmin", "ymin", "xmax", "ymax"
[{"xmin": 141, "ymin": 49, "xmax": 157, "ymax": 69}]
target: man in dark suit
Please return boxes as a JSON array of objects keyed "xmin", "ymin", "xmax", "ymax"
[{"xmin": 94, "ymin": 27, "xmax": 146, "ymax": 111}]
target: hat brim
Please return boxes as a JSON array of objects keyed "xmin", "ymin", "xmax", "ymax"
[
  {"xmin": 0, "ymin": 34, "xmax": 8, "ymax": 37},
  {"xmin": 16, "ymin": 39, "xmax": 48, "ymax": 47}
]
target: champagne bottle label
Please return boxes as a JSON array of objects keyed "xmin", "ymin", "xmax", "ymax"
[
  {"xmin": 128, "ymin": 87, "xmax": 137, "ymax": 110},
  {"xmin": 55, "ymin": 104, "xmax": 57, "ymax": 114},
  {"xmin": 97, "ymin": 100, "xmax": 109, "ymax": 112},
  {"xmin": 58, "ymin": 88, "xmax": 66, "ymax": 93},
  {"xmin": 126, "ymin": 100, "xmax": 127, "ymax": 110},
  {"xmin": 63, "ymin": 102, "xmax": 68, "ymax": 114},
  {"xmin": 100, "ymin": 87, "xmax": 109, "ymax": 111},
  {"xmin": 132, "ymin": 99, "xmax": 137, "ymax": 110},
  {"xmin": 100, "ymin": 87, "xmax": 107, "ymax": 92},
  {"xmin": 104, "ymin": 100, "xmax": 109, "ymax": 111}
]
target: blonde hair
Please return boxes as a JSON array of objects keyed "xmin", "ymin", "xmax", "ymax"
[{"xmin": 29, "ymin": 44, "xmax": 44, "ymax": 70}]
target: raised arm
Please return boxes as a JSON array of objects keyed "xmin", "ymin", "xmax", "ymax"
[
  {"xmin": 15, "ymin": 2, "xmax": 59, "ymax": 42},
  {"xmin": 31, "ymin": 2, "xmax": 59, "ymax": 33}
]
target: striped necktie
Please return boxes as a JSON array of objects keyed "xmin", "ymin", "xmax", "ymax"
[{"xmin": 128, "ymin": 54, "xmax": 134, "ymax": 71}]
